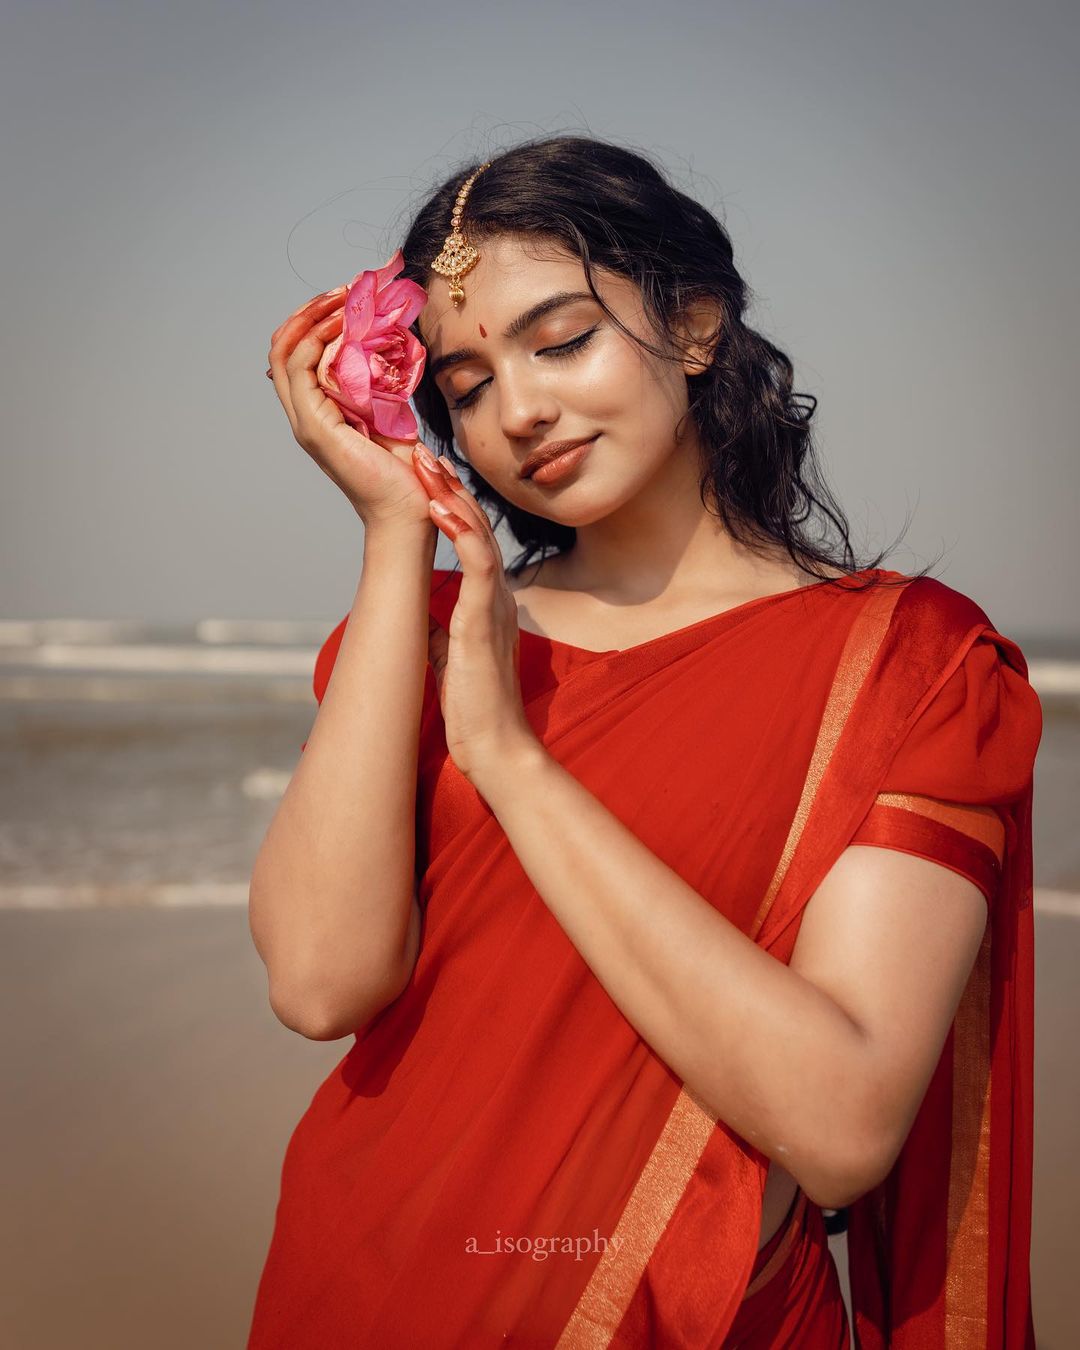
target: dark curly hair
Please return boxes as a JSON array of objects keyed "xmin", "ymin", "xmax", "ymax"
[{"xmin": 396, "ymin": 133, "xmax": 932, "ymax": 589}]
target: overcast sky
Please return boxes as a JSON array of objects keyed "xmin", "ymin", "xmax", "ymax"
[{"xmin": 2, "ymin": 0, "xmax": 1076, "ymax": 639}]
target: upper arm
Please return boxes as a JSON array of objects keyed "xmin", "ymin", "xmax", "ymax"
[
  {"xmin": 789, "ymin": 838, "xmax": 988, "ymax": 1185},
  {"xmin": 784, "ymin": 616, "xmax": 1039, "ymax": 1197}
]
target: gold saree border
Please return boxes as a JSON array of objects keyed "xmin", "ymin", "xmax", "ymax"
[
  {"xmin": 944, "ymin": 923, "xmax": 993, "ymax": 1347},
  {"xmin": 749, "ymin": 582, "xmax": 904, "ymax": 940},
  {"xmin": 553, "ymin": 1088, "xmax": 718, "ymax": 1348},
  {"xmin": 875, "ymin": 792, "xmax": 1006, "ymax": 863},
  {"xmin": 554, "ymin": 581, "xmax": 907, "ymax": 1347}
]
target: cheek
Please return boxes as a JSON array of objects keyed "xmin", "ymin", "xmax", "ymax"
[
  {"xmin": 571, "ymin": 342, "xmax": 642, "ymax": 416},
  {"xmin": 596, "ymin": 356, "xmax": 689, "ymax": 466}
]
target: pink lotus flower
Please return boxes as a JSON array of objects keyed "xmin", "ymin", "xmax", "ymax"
[{"xmin": 316, "ymin": 248, "xmax": 428, "ymax": 442}]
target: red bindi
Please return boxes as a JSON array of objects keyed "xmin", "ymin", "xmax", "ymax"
[{"xmin": 478, "ymin": 323, "xmax": 487, "ymax": 337}]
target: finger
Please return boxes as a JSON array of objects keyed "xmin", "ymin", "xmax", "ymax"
[
  {"xmin": 279, "ymin": 305, "xmax": 347, "ymax": 432},
  {"xmin": 429, "ymin": 502, "xmax": 519, "ymax": 648},
  {"xmin": 268, "ymin": 285, "xmax": 347, "ymax": 352},
  {"xmin": 283, "ymin": 304, "xmax": 346, "ymax": 376},
  {"xmin": 417, "ymin": 460, "xmax": 500, "ymax": 555},
  {"xmin": 267, "ymin": 292, "xmax": 347, "ymax": 428},
  {"xmin": 429, "ymin": 502, "xmax": 507, "ymax": 615},
  {"xmin": 429, "ymin": 499, "xmax": 488, "ymax": 558},
  {"xmin": 267, "ymin": 289, "xmax": 347, "ymax": 389},
  {"xmin": 436, "ymin": 458, "xmax": 501, "ymax": 546},
  {"xmin": 268, "ymin": 295, "xmax": 345, "ymax": 405},
  {"xmin": 413, "ymin": 450, "xmax": 502, "ymax": 556},
  {"xmin": 441, "ymin": 480, "xmax": 506, "ymax": 569},
  {"xmin": 411, "ymin": 449, "xmax": 457, "ymax": 502}
]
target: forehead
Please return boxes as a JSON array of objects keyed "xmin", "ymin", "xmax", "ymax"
[{"xmin": 418, "ymin": 235, "xmax": 600, "ymax": 353}]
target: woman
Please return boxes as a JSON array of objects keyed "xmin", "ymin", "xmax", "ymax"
[{"xmin": 249, "ymin": 135, "xmax": 1042, "ymax": 1347}]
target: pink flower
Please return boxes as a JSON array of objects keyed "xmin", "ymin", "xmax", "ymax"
[{"xmin": 316, "ymin": 248, "xmax": 428, "ymax": 442}]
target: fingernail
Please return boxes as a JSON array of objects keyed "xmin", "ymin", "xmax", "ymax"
[
  {"xmin": 414, "ymin": 445, "xmax": 440, "ymax": 472},
  {"xmin": 438, "ymin": 455, "xmax": 462, "ymax": 483},
  {"xmin": 430, "ymin": 499, "xmax": 468, "ymax": 532}
]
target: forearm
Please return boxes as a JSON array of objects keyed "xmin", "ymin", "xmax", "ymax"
[
  {"xmin": 476, "ymin": 744, "xmax": 880, "ymax": 1208},
  {"xmin": 249, "ymin": 521, "xmax": 437, "ymax": 1034}
]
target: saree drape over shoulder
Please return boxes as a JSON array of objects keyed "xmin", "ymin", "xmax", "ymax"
[{"xmin": 247, "ymin": 566, "xmax": 1042, "ymax": 1349}]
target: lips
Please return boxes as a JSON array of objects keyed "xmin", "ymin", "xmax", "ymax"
[
  {"xmin": 528, "ymin": 437, "xmax": 596, "ymax": 485},
  {"xmin": 520, "ymin": 436, "xmax": 598, "ymax": 479}
]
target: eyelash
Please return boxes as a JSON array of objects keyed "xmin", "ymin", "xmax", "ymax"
[{"xmin": 449, "ymin": 327, "xmax": 599, "ymax": 412}]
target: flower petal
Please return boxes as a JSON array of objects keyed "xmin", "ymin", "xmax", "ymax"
[
  {"xmin": 373, "ymin": 278, "xmax": 427, "ymax": 330},
  {"xmin": 371, "ymin": 247, "xmax": 405, "ymax": 293},
  {"xmin": 341, "ymin": 278, "xmax": 376, "ymax": 341},
  {"xmin": 315, "ymin": 333, "xmax": 345, "ymax": 391},
  {"xmin": 397, "ymin": 330, "xmax": 428, "ymax": 395},
  {"xmin": 315, "ymin": 252, "xmax": 427, "ymax": 439},
  {"xmin": 332, "ymin": 341, "xmax": 373, "ymax": 403},
  {"xmin": 371, "ymin": 394, "xmax": 419, "ymax": 441}
]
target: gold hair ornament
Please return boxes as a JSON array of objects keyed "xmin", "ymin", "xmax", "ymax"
[{"xmin": 428, "ymin": 161, "xmax": 492, "ymax": 306}]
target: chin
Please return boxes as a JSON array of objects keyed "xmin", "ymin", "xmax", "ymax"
[{"xmin": 523, "ymin": 494, "xmax": 623, "ymax": 529}]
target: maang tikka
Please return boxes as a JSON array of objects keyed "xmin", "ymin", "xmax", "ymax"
[{"xmin": 428, "ymin": 161, "xmax": 492, "ymax": 307}]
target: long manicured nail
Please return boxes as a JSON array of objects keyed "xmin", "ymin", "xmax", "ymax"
[
  {"xmin": 430, "ymin": 500, "xmax": 465, "ymax": 531},
  {"xmin": 414, "ymin": 445, "xmax": 440, "ymax": 472},
  {"xmin": 438, "ymin": 455, "xmax": 462, "ymax": 483}
]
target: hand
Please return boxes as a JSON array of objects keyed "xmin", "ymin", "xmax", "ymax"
[
  {"xmin": 411, "ymin": 446, "xmax": 544, "ymax": 792},
  {"xmin": 265, "ymin": 288, "xmax": 437, "ymax": 530}
]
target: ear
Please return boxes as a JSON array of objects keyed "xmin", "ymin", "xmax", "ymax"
[{"xmin": 674, "ymin": 298, "xmax": 723, "ymax": 376}]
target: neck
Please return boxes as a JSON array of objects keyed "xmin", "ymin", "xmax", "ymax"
[{"xmin": 549, "ymin": 440, "xmax": 814, "ymax": 605}]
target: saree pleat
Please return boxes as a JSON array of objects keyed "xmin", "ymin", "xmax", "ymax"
[{"xmin": 248, "ymin": 566, "xmax": 1041, "ymax": 1349}]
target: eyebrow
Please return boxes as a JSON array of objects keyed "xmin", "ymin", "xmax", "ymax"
[{"xmin": 426, "ymin": 290, "xmax": 596, "ymax": 380}]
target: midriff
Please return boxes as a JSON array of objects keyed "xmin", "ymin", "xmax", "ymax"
[{"xmin": 759, "ymin": 1162, "xmax": 800, "ymax": 1250}]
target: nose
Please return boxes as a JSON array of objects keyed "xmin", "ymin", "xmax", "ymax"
[{"xmin": 495, "ymin": 367, "xmax": 561, "ymax": 442}]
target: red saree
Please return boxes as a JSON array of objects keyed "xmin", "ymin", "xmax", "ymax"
[{"xmin": 248, "ymin": 565, "xmax": 1042, "ymax": 1348}]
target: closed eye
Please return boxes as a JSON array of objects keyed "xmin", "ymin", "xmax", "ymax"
[{"xmin": 449, "ymin": 327, "xmax": 599, "ymax": 412}]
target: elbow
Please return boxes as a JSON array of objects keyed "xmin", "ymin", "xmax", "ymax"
[
  {"xmin": 267, "ymin": 985, "xmax": 342, "ymax": 1041},
  {"xmin": 269, "ymin": 960, "xmax": 413, "ymax": 1042},
  {"xmin": 796, "ymin": 1114, "xmax": 903, "ymax": 1212},
  {"xmin": 275, "ymin": 996, "xmax": 362, "ymax": 1041},
  {"xmin": 800, "ymin": 1164, "xmax": 886, "ymax": 1213}
]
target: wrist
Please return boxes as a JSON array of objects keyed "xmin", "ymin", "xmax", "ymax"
[
  {"xmin": 361, "ymin": 517, "xmax": 438, "ymax": 562},
  {"xmin": 472, "ymin": 733, "xmax": 552, "ymax": 807}
]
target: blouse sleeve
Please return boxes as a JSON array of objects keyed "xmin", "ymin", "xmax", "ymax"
[
  {"xmin": 299, "ymin": 598, "xmax": 444, "ymax": 753},
  {"xmin": 299, "ymin": 614, "xmax": 351, "ymax": 753},
  {"xmin": 848, "ymin": 627, "xmax": 1043, "ymax": 906}
]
